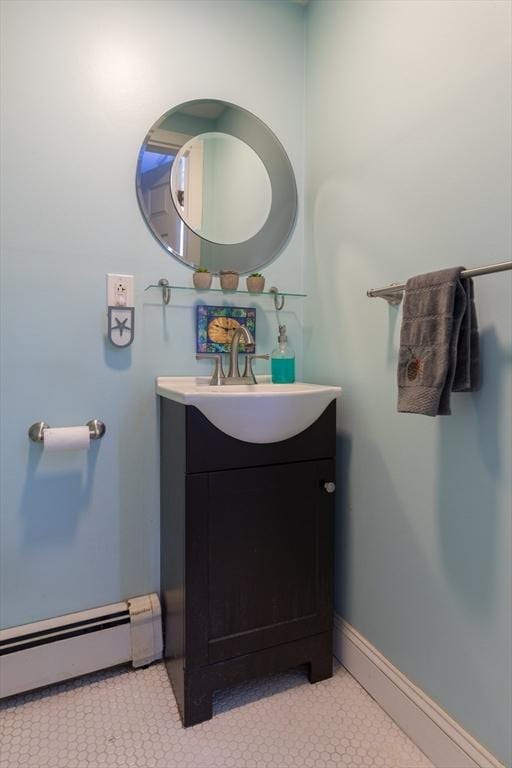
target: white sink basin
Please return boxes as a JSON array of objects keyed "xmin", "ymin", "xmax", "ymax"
[{"xmin": 157, "ymin": 376, "xmax": 341, "ymax": 444}]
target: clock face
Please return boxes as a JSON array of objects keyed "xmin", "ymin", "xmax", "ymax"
[
  {"xmin": 196, "ymin": 305, "xmax": 256, "ymax": 354},
  {"xmin": 207, "ymin": 317, "xmax": 241, "ymax": 345}
]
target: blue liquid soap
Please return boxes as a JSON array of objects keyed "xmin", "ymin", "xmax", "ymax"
[
  {"xmin": 271, "ymin": 325, "xmax": 295, "ymax": 384},
  {"xmin": 271, "ymin": 357, "xmax": 296, "ymax": 383}
]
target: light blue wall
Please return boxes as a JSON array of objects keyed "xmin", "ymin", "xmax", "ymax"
[
  {"xmin": 304, "ymin": 1, "xmax": 511, "ymax": 764},
  {"xmin": 2, "ymin": 1, "xmax": 511, "ymax": 762},
  {"xmin": 0, "ymin": 0, "xmax": 305, "ymax": 629}
]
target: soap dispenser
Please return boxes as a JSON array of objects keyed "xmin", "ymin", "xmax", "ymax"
[{"xmin": 271, "ymin": 325, "xmax": 295, "ymax": 383}]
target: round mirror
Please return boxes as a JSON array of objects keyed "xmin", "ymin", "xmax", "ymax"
[
  {"xmin": 170, "ymin": 132, "xmax": 272, "ymax": 245},
  {"xmin": 136, "ymin": 99, "xmax": 297, "ymax": 275}
]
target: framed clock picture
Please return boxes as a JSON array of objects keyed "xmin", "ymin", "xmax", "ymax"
[{"xmin": 196, "ymin": 306, "xmax": 256, "ymax": 354}]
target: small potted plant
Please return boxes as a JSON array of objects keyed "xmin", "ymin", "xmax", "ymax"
[
  {"xmin": 246, "ymin": 273, "xmax": 265, "ymax": 293},
  {"xmin": 193, "ymin": 267, "xmax": 212, "ymax": 290},
  {"xmin": 219, "ymin": 269, "xmax": 239, "ymax": 291}
]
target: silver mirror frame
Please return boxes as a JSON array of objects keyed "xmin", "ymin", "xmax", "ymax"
[{"xmin": 135, "ymin": 99, "xmax": 298, "ymax": 275}]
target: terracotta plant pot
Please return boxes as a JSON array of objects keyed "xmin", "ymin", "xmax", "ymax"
[
  {"xmin": 246, "ymin": 275, "xmax": 265, "ymax": 293},
  {"xmin": 193, "ymin": 272, "xmax": 213, "ymax": 290},
  {"xmin": 220, "ymin": 271, "xmax": 239, "ymax": 291}
]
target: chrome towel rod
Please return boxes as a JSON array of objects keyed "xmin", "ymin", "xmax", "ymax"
[{"xmin": 367, "ymin": 260, "xmax": 512, "ymax": 305}]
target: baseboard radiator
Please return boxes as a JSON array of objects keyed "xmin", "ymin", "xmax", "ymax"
[{"xmin": 0, "ymin": 593, "xmax": 162, "ymax": 699}]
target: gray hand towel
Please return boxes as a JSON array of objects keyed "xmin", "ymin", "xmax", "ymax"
[
  {"xmin": 397, "ymin": 267, "xmax": 480, "ymax": 416},
  {"xmin": 453, "ymin": 276, "xmax": 480, "ymax": 393}
]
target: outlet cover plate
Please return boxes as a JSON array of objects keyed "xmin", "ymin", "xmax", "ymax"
[{"xmin": 107, "ymin": 273, "xmax": 134, "ymax": 307}]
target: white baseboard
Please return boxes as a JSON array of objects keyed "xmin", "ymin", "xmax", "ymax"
[{"xmin": 333, "ymin": 616, "xmax": 505, "ymax": 768}]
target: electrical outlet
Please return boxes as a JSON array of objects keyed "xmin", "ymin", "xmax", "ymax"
[
  {"xmin": 107, "ymin": 273, "xmax": 134, "ymax": 307},
  {"xmin": 115, "ymin": 282, "xmax": 127, "ymax": 302}
]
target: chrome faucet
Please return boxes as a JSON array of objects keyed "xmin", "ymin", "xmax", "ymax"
[
  {"xmin": 196, "ymin": 325, "xmax": 269, "ymax": 385},
  {"xmin": 227, "ymin": 325, "xmax": 254, "ymax": 381}
]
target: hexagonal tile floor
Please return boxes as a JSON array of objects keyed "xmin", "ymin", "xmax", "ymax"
[{"xmin": 0, "ymin": 661, "xmax": 433, "ymax": 768}]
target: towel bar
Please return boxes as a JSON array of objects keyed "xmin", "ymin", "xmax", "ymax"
[{"xmin": 367, "ymin": 260, "xmax": 512, "ymax": 305}]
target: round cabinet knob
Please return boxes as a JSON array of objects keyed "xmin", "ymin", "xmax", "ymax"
[{"xmin": 323, "ymin": 481, "xmax": 336, "ymax": 494}]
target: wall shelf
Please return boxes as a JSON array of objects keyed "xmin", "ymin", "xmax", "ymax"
[{"xmin": 144, "ymin": 279, "xmax": 306, "ymax": 310}]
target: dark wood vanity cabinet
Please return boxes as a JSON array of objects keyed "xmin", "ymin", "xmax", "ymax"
[{"xmin": 160, "ymin": 397, "xmax": 337, "ymax": 727}]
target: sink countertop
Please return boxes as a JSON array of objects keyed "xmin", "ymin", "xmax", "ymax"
[
  {"xmin": 156, "ymin": 376, "xmax": 341, "ymax": 444},
  {"xmin": 157, "ymin": 375, "xmax": 340, "ymax": 399}
]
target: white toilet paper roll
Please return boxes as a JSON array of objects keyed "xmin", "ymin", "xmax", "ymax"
[{"xmin": 43, "ymin": 426, "xmax": 90, "ymax": 452}]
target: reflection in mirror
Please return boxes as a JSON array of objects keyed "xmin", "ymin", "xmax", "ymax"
[
  {"xmin": 136, "ymin": 99, "xmax": 297, "ymax": 275},
  {"xmin": 138, "ymin": 147, "xmax": 186, "ymax": 258},
  {"xmin": 170, "ymin": 132, "xmax": 272, "ymax": 245}
]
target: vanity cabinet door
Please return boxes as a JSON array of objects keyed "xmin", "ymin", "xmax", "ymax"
[{"xmin": 185, "ymin": 459, "xmax": 334, "ymax": 669}]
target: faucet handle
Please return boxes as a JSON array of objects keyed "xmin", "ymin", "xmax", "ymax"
[
  {"xmin": 243, "ymin": 354, "xmax": 270, "ymax": 384},
  {"xmin": 196, "ymin": 354, "xmax": 225, "ymax": 385}
]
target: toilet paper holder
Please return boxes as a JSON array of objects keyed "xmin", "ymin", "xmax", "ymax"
[{"xmin": 28, "ymin": 419, "xmax": 106, "ymax": 443}]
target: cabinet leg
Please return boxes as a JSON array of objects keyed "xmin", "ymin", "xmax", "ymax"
[
  {"xmin": 183, "ymin": 679, "xmax": 213, "ymax": 727},
  {"xmin": 308, "ymin": 652, "xmax": 333, "ymax": 684}
]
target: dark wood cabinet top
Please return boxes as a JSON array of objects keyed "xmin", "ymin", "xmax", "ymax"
[{"xmin": 159, "ymin": 398, "xmax": 337, "ymax": 474}]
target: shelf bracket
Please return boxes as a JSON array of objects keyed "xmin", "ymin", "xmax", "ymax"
[
  {"xmin": 269, "ymin": 286, "xmax": 285, "ymax": 311},
  {"xmin": 158, "ymin": 278, "xmax": 171, "ymax": 305}
]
